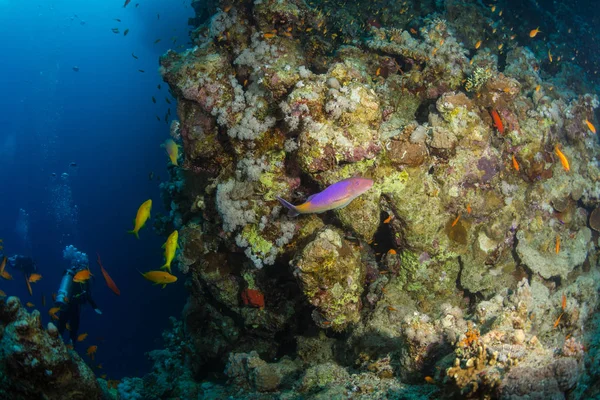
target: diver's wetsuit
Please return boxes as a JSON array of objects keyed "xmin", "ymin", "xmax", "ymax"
[{"xmin": 57, "ymin": 280, "xmax": 98, "ymax": 343}]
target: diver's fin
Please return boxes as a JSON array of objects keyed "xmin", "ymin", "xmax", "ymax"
[{"xmin": 275, "ymin": 196, "xmax": 299, "ymax": 217}]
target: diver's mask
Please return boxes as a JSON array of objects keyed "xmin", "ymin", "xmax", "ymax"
[{"xmin": 56, "ymin": 267, "xmax": 78, "ymax": 306}]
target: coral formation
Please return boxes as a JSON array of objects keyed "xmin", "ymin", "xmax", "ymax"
[
  {"xmin": 0, "ymin": 296, "xmax": 102, "ymax": 400},
  {"xmin": 120, "ymin": 0, "xmax": 600, "ymax": 398}
]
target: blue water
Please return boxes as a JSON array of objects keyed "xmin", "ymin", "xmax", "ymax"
[{"xmin": 0, "ymin": 0, "xmax": 193, "ymax": 379}]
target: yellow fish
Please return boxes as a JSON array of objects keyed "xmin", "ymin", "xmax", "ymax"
[
  {"xmin": 26, "ymin": 302, "xmax": 35, "ymax": 307},
  {"xmin": 139, "ymin": 270, "xmax": 177, "ymax": 288},
  {"xmin": 162, "ymin": 139, "xmax": 180, "ymax": 166},
  {"xmin": 128, "ymin": 199, "xmax": 152, "ymax": 239},
  {"xmin": 161, "ymin": 231, "xmax": 179, "ymax": 273}
]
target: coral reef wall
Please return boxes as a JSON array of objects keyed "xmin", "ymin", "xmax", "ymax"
[{"xmin": 133, "ymin": 0, "xmax": 600, "ymax": 398}]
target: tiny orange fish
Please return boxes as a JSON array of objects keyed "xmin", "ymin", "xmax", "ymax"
[
  {"xmin": 375, "ymin": 67, "xmax": 381, "ymax": 76},
  {"xmin": 555, "ymin": 235, "xmax": 560, "ymax": 254},
  {"xmin": 383, "ymin": 215, "xmax": 393, "ymax": 224},
  {"xmin": 554, "ymin": 312, "xmax": 563, "ymax": 328},
  {"xmin": 28, "ymin": 273, "xmax": 42, "ymax": 283},
  {"xmin": 263, "ymin": 32, "xmax": 276, "ymax": 39},
  {"xmin": 77, "ymin": 333, "xmax": 88, "ymax": 342},
  {"xmin": 490, "ymin": 109, "xmax": 504, "ymax": 134},
  {"xmin": 387, "ymin": 249, "xmax": 397, "ymax": 255},
  {"xmin": 466, "ymin": 203, "xmax": 472, "ymax": 214},
  {"xmin": 554, "ymin": 145, "xmax": 570, "ymax": 172},
  {"xmin": 512, "ymin": 155, "xmax": 520, "ymax": 171},
  {"xmin": 87, "ymin": 345, "xmax": 98, "ymax": 360},
  {"xmin": 0, "ymin": 256, "xmax": 6, "ymax": 273},
  {"xmin": 529, "ymin": 27, "xmax": 541, "ymax": 38},
  {"xmin": 0, "ymin": 290, "xmax": 6, "ymax": 297},
  {"xmin": 387, "ymin": 306, "xmax": 398, "ymax": 311},
  {"xmin": 0, "ymin": 270, "xmax": 12, "ymax": 280},
  {"xmin": 535, "ymin": 84, "xmax": 541, "ymax": 92},
  {"xmin": 424, "ymin": 376, "xmax": 435, "ymax": 384},
  {"xmin": 475, "ymin": 40, "xmax": 482, "ymax": 49},
  {"xmin": 25, "ymin": 275, "xmax": 33, "ymax": 296},
  {"xmin": 73, "ymin": 269, "xmax": 93, "ymax": 283},
  {"xmin": 585, "ymin": 119, "xmax": 596, "ymax": 134},
  {"xmin": 451, "ymin": 215, "xmax": 461, "ymax": 227},
  {"xmin": 562, "ymin": 294, "xmax": 567, "ymax": 311},
  {"xmin": 26, "ymin": 302, "xmax": 34, "ymax": 307},
  {"xmin": 49, "ymin": 307, "xmax": 60, "ymax": 320}
]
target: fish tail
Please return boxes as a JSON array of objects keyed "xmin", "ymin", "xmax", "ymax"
[
  {"xmin": 276, "ymin": 196, "xmax": 299, "ymax": 217},
  {"xmin": 127, "ymin": 229, "xmax": 139, "ymax": 239},
  {"xmin": 160, "ymin": 264, "xmax": 171, "ymax": 272}
]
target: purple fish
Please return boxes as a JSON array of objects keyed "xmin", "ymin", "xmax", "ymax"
[{"xmin": 277, "ymin": 177, "xmax": 374, "ymax": 217}]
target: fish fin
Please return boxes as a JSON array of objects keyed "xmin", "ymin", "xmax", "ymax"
[
  {"xmin": 160, "ymin": 264, "xmax": 170, "ymax": 272},
  {"xmin": 127, "ymin": 230, "xmax": 140, "ymax": 239},
  {"xmin": 306, "ymin": 194, "xmax": 315, "ymax": 201},
  {"xmin": 162, "ymin": 284, "xmax": 166, "ymax": 289},
  {"xmin": 275, "ymin": 196, "xmax": 299, "ymax": 217},
  {"xmin": 161, "ymin": 243, "xmax": 166, "ymax": 249}
]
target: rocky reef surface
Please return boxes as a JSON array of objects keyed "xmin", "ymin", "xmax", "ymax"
[
  {"xmin": 108, "ymin": 0, "xmax": 600, "ymax": 399},
  {"xmin": 0, "ymin": 296, "xmax": 109, "ymax": 400}
]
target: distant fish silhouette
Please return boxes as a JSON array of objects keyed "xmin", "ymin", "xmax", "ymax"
[
  {"xmin": 72, "ymin": 66, "xmax": 79, "ymax": 72},
  {"xmin": 123, "ymin": 0, "xmax": 131, "ymax": 8}
]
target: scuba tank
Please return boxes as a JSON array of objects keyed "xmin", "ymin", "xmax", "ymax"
[{"xmin": 56, "ymin": 267, "xmax": 76, "ymax": 306}]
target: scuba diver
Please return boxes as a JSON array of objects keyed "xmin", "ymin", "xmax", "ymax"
[
  {"xmin": 56, "ymin": 265, "xmax": 102, "ymax": 345},
  {"xmin": 7, "ymin": 255, "xmax": 37, "ymax": 276}
]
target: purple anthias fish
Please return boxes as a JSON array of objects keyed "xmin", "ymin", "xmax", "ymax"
[{"xmin": 276, "ymin": 177, "xmax": 374, "ymax": 217}]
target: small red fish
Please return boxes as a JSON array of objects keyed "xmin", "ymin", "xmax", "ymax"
[
  {"xmin": 123, "ymin": 0, "xmax": 131, "ymax": 7},
  {"xmin": 490, "ymin": 109, "xmax": 504, "ymax": 134},
  {"xmin": 97, "ymin": 253, "xmax": 120, "ymax": 296}
]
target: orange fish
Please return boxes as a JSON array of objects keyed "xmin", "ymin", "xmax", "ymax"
[
  {"xmin": 410, "ymin": 28, "xmax": 417, "ymax": 35},
  {"xmin": 375, "ymin": 67, "xmax": 381, "ymax": 76},
  {"xmin": 387, "ymin": 249, "xmax": 397, "ymax": 255},
  {"xmin": 0, "ymin": 256, "xmax": 6, "ymax": 273},
  {"xmin": 77, "ymin": 333, "xmax": 88, "ymax": 342},
  {"xmin": 466, "ymin": 203, "xmax": 472, "ymax": 214},
  {"xmin": 475, "ymin": 40, "xmax": 482, "ymax": 49},
  {"xmin": 383, "ymin": 215, "xmax": 392, "ymax": 224},
  {"xmin": 48, "ymin": 307, "xmax": 60, "ymax": 320},
  {"xmin": 529, "ymin": 27, "xmax": 541, "ymax": 38},
  {"xmin": 451, "ymin": 215, "xmax": 461, "ymax": 227},
  {"xmin": 0, "ymin": 270, "xmax": 12, "ymax": 280},
  {"xmin": 73, "ymin": 269, "xmax": 93, "ymax": 283},
  {"xmin": 512, "ymin": 155, "xmax": 520, "ymax": 171},
  {"xmin": 585, "ymin": 119, "xmax": 596, "ymax": 134},
  {"xmin": 555, "ymin": 235, "xmax": 560, "ymax": 254},
  {"xmin": 263, "ymin": 32, "xmax": 276, "ymax": 39},
  {"xmin": 87, "ymin": 345, "xmax": 98, "ymax": 360},
  {"xmin": 25, "ymin": 302, "xmax": 34, "ymax": 307},
  {"xmin": 554, "ymin": 312, "xmax": 563, "ymax": 328},
  {"xmin": 561, "ymin": 294, "xmax": 567, "ymax": 311},
  {"xmin": 25, "ymin": 275, "xmax": 32, "ymax": 296},
  {"xmin": 490, "ymin": 109, "xmax": 504, "ymax": 134},
  {"xmin": 97, "ymin": 253, "xmax": 120, "ymax": 296},
  {"xmin": 554, "ymin": 145, "xmax": 570, "ymax": 172},
  {"xmin": 28, "ymin": 273, "xmax": 42, "ymax": 283},
  {"xmin": 424, "ymin": 376, "xmax": 435, "ymax": 384}
]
